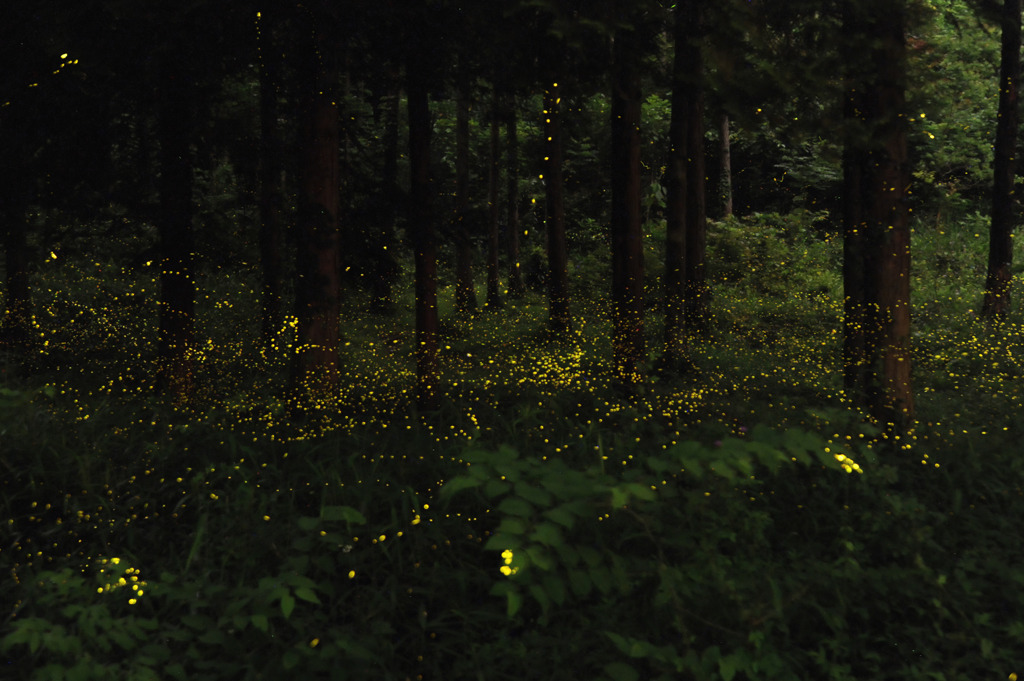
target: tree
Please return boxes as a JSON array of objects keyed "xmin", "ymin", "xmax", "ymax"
[
  {"xmin": 842, "ymin": 0, "xmax": 914, "ymax": 422},
  {"xmin": 256, "ymin": 7, "xmax": 285, "ymax": 346},
  {"xmin": 982, "ymin": 0, "xmax": 1021, "ymax": 318},
  {"xmin": 661, "ymin": 0, "xmax": 697, "ymax": 372},
  {"xmin": 504, "ymin": 94, "xmax": 527, "ymax": 299},
  {"xmin": 485, "ymin": 87, "xmax": 503, "ymax": 308},
  {"xmin": 610, "ymin": 13, "xmax": 645, "ymax": 384},
  {"xmin": 453, "ymin": 84, "xmax": 478, "ymax": 314},
  {"xmin": 292, "ymin": 5, "xmax": 342, "ymax": 395},
  {"xmin": 682, "ymin": 1, "xmax": 709, "ymax": 334},
  {"xmin": 408, "ymin": 46, "xmax": 441, "ymax": 411},
  {"xmin": 155, "ymin": 53, "xmax": 197, "ymax": 402},
  {"xmin": 544, "ymin": 77, "xmax": 571, "ymax": 335}
]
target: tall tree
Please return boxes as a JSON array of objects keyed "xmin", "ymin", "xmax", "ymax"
[
  {"xmin": 292, "ymin": 6, "xmax": 342, "ymax": 394},
  {"xmin": 610, "ymin": 15, "xmax": 645, "ymax": 384},
  {"xmin": 544, "ymin": 77, "xmax": 571, "ymax": 335},
  {"xmin": 256, "ymin": 7, "xmax": 285, "ymax": 346},
  {"xmin": 408, "ymin": 48, "xmax": 441, "ymax": 411},
  {"xmin": 842, "ymin": 0, "xmax": 913, "ymax": 422},
  {"xmin": 453, "ymin": 85, "xmax": 478, "ymax": 314},
  {"xmin": 661, "ymin": 0, "xmax": 696, "ymax": 373},
  {"xmin": 682, "ymin": 1, "xmax": 709, "ymax": 334},
  {"xmin": 155, "ymin": 53, "xmax": 196, "ymax": 402},
  {"xmin": 504, "ymin": 94, "xmax": 527, "ymax": 299},
  {"xmin": 719, "ymin": 112, "xmax": 733, "ymax": 218},
  {"xmin": 485, "ymin": 87, "xmax": 503, "ymax": 308},
  {"xmin": 982, "ymin": 0, "xmax": 1022, "ymax": 318}
]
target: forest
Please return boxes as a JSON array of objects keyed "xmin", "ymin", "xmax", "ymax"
[{"xmin": 3, "ymin": 0, "xmax": 1024, "ymax": 679}]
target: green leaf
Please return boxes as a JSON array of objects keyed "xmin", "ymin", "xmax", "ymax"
[
  {"xmin": 526, "ymin": 545, "xmax": 556, "ymax": 571},
  {"xmin": 568, "ymin": 570, "xmax": 593, "ymax": 597},
  {"xmin": 321, "ymin": 505, "xmax": 365, "ymax": 524},
  {"xmin": 529, "ymin": 521, "xmax": 564, "ymax": 547},
  {"xmin": 250, "ymin": 614, "xmax": 269, "ymax": 632},
  {"xmin": 282, "ymin": 650, "xmax": 300, "ymax": 670},
  {"xmin": 280, "ymin": 592, "xmax": 296, "ymax": 619},
  {"xmin": 483, "ymin": 533, "xmax": 523, "ymax": 551},
  {"xmin": 496, "ymin": 517, "xmax": 529, "ymax": 535},
  {"xmin": 543, "ymin": 505, "xmax": 578, "ymax": 529},
  {"xmin": 439, "ymin": 476, "xmax": 481, "ymax": 499},
  {"xmin": 297, "ymin": 516, "xmax": 319, "ymax": 532},
  {"xmin": 719, "ymin": 652, "xmax": 741, "ymax": 681},
  {"xmin": 294, "ymin": 587, "xmax": 321, "ymax": 605},
  {"xmin": 515, "ymin": 482, "xmax": 554, "ymax": 507},
  {"xmin": 484, "ymin": 479, "xmax": 511, "ymax": 497},
  {"xmin": 542, "ymin": 574, "xmax": 567, "ymax": 605},
  {"xmin": 497, "ymin": 497, "xmax": 534, "ymax": 517},
  {"xmin": 604, "ymin": 661, "xmax": 639, "ymax": 681}
]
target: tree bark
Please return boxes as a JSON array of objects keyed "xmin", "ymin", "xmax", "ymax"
[
  {"xmin": 842, "ymin": 0, "xmax": 913, "ymax": 423},
  {"xmin": 370, "ymin": 73, "xmax": 400, "ymax": 314},
  {"xmin": 611, "ymin": 24, "xmax": 645, "ymax": 384},
  {"xmin": 293, "ymin": 28, "xmax": 341, "ymax": 395},
  {"xmin": 544, "ymin": 79, "xmax": 571, "ymax": 335},
  {"xmin": 983, "ymin": 0, "xmax": 1021, "ymax": 318},
  {"xmin": 505, "ymin": 95, "xmax": 527, "ymax": 299},
  {"xmin": 682, "ymin": 0, "xmax": 708, "ymax": 334},
  {"xmin": 661, "ymin": 1, "xmax": 691, "ymax": 372},
  {"xmin": 155, "ymin": 56, "xmax": 196, "ymax": 403},
  {"xmin": 257, "ymin": 10, "xmax": 284, "ymax": 346},
  {"xmin": 719, "ymin": 112, "xmax": 733, "ymax": 218},
  {"xmin": 0, "ymin": 213, "xmax": 32, "ymax": 347},
  {"xmin": 486, "ymin": 88, "xmax": 503, "ymax": 308},
  {"xmin": 454, "ymin": 89, "xmax": 477, "ymax": 314},
  {"xmin": 408, "ymin": 60, "xmax": 440, "ymax": 411}
]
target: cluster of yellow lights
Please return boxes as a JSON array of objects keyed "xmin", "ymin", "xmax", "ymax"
[{"xmin": 95, "ymin": 556, "xmax": 147, "ymax": 605}]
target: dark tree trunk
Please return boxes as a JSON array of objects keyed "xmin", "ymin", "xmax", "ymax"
[
  {"xmin": 661, "ymin": 1, "xmax": 691, "ymax": 373},
  {"xmin": 155, "ymin": 57, "xmax": 196, "ymax": 403},
  {"xmin": 370, "ymin": 74, "xmax": 400, "ymax": 314},
  {"xmin": 719, "ymin": 112, "xmax": 733, "ymax": 218},
  {"xmin": 258, "ymin": 13, "xmax": 284, "ymax": 346},
  {"xmin": 842, "ymin": 0, "xmax": 913, "ymax": 423},
  {"xmin": 408, "ymin": 61, "xmax": 440, "ymax": 411},
  {"xmin": 486, "ymin": 89, "xmax": 502, "ymax": 308},
  {"xmin": 293, "ymin": 30, "xmax": 341, "ymax": 395},
  {"xmin": 454, "ymin": 90, "xmax": 477, "ymax": 314},
  {"xmin": 611, "ymin": 25, "xmax": 645, "ymax": 384},
  {"xmin": 505, "ymin": 95, "xmax": 526, "ymax": 299},
  {"xmin": 682, "ymin": 1, "xmax": 708, "ymax": 334},
  {"xmin": 0, "ymin": 212, "xmax": 32, "ymax": 347},
  {"xmin": 544, "ymin": 80, "xmax": 571, "ymax": 335},
  {"xmin": 983, "ymin": 0, "xmax": 1022, "ymax": 318}
]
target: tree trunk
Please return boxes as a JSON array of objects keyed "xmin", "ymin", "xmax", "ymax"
[
  {"xmin": 370, "ymin": 74, "xmax": 400, "ymax": 314},
  {"xmin": 661, "ymin": 1, "xmax": 691, "ymax": 373},
  {"xmin": 719, "ymin": 112, "xmax": 733, "ymax": 218},
  {"xmin": 155, "ymin": 57, "xmax": 196, "ymax": 403},
  {"xmin": 682, "ymin": 0, "xmax": 708, "ymax": 334},
  {"xmin": 544, "ymin": 79, "xmax": 571, "ymax": 335},
  {"xmin": 486, "ymin": 88, "xmax": 503, "ymax": 308},
  {"xmin": 842, "ymin": 0, "xmax": 913, "ymax": 423},
  {"xmin": 505, "ymin": 95, "xmax": 527, "ymax": 299},
  {"xmin": 293, "ymin": 32, "xmax": 341, "ymax": 395},
  {"xmin": 454, "ymin": 89, "xmax": 477, "ymax": 314},
  {"xmin": 0, "ymin": 213, "xmax": 32, "ymax": 347},
  {"xmin": 983, "ymin": 0, "xmax": 1021, "ymax": 318},
  {"xmin": 408, "ymin": 60, "xmax": 440, "ymax": 411},
  {"xmin": 258, "ymin": 12, "xmax": 284, "ymax": 346},
  {"xmin": 611, "ymin": 24, "xmax": 645, "ymax": 385}
]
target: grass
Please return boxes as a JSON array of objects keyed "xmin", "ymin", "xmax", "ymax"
[{"xmin": 3, "ymin": 213, "xmax": 1024, "ymax": 680}]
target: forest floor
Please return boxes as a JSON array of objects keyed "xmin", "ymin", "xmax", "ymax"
[{"xmin": 3, "ymin": 218, "xmax": 1024, "ymax": 680}]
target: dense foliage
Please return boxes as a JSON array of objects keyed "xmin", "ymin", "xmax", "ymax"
[{"xmin": 3, "ymin": 0, "xmax": 1024, "ymax": 680}]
